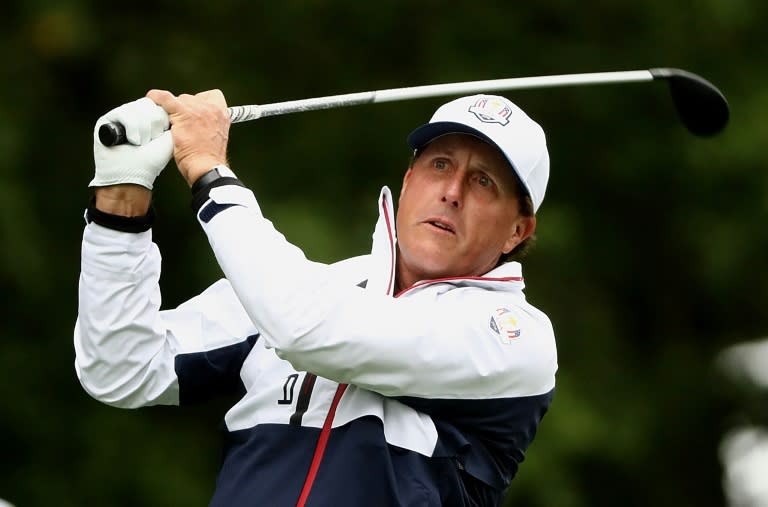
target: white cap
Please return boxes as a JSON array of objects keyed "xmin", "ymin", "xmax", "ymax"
[{"xmin": 407, "ymin": 94, "xmax": 549, "ymax": 212}]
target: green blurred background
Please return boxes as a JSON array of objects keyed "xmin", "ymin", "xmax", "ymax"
[{"xmin": 1, "ymin": 1, "xmax": 766, "ymax": 505}]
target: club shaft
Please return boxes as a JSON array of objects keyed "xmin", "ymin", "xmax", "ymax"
[
  {"xmin": 100, "ymin": 69, "xmax": 678, "ymax": 145},
  {"xmin": 230, "ymin": 70, "xmax": 654, "ymax": 123},
  {"xmin": 99, "ymin": 67, "xmax": 727, "ymax": 145}
]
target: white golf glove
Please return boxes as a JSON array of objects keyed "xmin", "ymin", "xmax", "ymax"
[{"xmin": 90, "ymin": 97, "xmax": 173, "ymax": 189}]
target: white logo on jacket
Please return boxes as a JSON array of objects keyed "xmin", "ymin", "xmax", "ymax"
[{"xmin": 491, "ymin": 307, "xmax": 522, "ymax": 344}]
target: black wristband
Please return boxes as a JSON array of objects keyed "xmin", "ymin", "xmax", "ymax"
[
  {"xmin": 191, "ymin": 166, "xmax": 244, "ymax": 213},
  {"xmin": 86, "ymin": 196, "xmax": 155, "ymax": 233},
  {"xmin": 191, "ymin": 167, "xmax": 227, "ymax": 195}
]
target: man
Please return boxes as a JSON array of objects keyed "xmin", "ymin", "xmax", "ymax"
[{"xmin": 75, "ymin": 89, "xmax": 557, "ymax": 506}]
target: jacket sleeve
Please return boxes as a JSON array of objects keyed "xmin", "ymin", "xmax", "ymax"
[
  {"xmin": 196, "ymin": 184, "xmax": 557, "ymax": 400},
  {"xmin": 74, "ymin": 222, "xmax": 258, "ymax": 408}
]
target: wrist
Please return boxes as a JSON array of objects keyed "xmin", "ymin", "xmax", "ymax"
[
  {"xmin": 182, "ymin": 157, "xmax": 229, "ymax": 188},
  {"xmin": 94, "ymin": 185, "xmax": 152, "ymax": 217},
  {"xmin": 86, "ymin": 195, "xmax": 155, "ymax": 233},
  {"xmin": 190, "ymin": 165, "xmax": 244, "ymax": 214},
  {"xmin": 190, "ymin": 165, "xmax": 237, "ymax": 193}
]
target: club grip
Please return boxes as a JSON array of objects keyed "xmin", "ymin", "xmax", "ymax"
[{"xmin": 98, "ymin": 122, "xmax": 127, "ymax": 146}]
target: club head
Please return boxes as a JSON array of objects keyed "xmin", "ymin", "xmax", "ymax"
[{"xmin": 650, "ymin": 68, "xmax": 729, "ymax": 137}]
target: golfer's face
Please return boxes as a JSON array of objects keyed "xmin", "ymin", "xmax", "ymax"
[{"xmin": 395, "ymin": 134, "xmax": 530, "ymax": 289}]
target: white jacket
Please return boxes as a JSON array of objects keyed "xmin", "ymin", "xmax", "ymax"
[{"xmin": 75, "ymin": 185, "xmax": 557, "ymax": 506}]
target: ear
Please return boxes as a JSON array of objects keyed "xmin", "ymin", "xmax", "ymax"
[{"xmin": 501, "ymin": 216, "xmax": 537, "ymax": 254}]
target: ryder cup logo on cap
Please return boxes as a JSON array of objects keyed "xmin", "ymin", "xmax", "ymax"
[
  {"xmin": 407, "ymin": 94, "xmax": 550, "ymax": 212},
  {"xmin": 468, "ymin": 97, "xmax": 513, "ymax": 125}
]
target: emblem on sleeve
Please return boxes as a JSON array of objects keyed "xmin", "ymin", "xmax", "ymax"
[{"xmin": 491, "ymin": 307, "xmax": 521, "ymax": 344}]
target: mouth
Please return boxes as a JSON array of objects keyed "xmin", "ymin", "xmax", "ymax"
[{"xmin": 424, "ymin": 218, "xmax": 456, "ymax": 235}]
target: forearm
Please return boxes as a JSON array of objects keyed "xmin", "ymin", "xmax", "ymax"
[
  {"xmin": 76, "ymin": 217, "xmax": 262, "ymax": 409},
  {"xmin": 75, "ymin": 223, "xmax": 179, "ymax": 408}
]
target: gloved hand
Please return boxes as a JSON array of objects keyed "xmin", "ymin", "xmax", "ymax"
[{"xmin": 90, "ymin": 97, "xmax": 173, "ymax": 189}]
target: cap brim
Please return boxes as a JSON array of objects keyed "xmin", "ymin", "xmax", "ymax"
[
  {"xmin": 408, "ymin": 121, "xmax": 496, "ymax": 152},
  {"xmin": 407, "ymin": 121, "xmax": 532, "ymax": 199}
]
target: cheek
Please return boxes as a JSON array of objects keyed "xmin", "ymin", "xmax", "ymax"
[
  {"xmin": 469, "ymin": 207, "xmax": 517, "ymax": 246},
  {"xmin": 397, "ymin": 183, "xmax": 423, "ymax": 222}
]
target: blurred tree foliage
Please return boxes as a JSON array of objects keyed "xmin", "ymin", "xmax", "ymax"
[{"xmin": 0, "ymin": 1, "xmax": 766, "ymax": 505}]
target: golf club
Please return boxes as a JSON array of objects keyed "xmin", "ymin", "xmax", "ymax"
[{"xmin": 98, "ymin": 67, "xmax": 729, "ymax": 146}]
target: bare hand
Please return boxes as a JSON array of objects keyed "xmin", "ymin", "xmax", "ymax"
[{"xmin": 146, "ymin": 89, "xmax": 231, "ymax": 187}]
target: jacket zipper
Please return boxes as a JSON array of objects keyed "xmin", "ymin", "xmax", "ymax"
[{"xmin": 295, "ymin": 193, "xmax": 397, "ymax": 506}]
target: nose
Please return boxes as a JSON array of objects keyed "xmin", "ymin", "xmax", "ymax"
[{"xmin": 441, "ymin": 171, "xmax": 465, "ymax": 208}]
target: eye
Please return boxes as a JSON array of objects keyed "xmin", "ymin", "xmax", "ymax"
[
  {"xmin": 478, "ymin": 174, "xmax": 492, "ymax": 187},
  {"xmin": 434, "ymin": 159, "xmax": 448, "ymax": 170}
]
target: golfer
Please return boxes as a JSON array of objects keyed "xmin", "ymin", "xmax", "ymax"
[{"xmin": 75, "ymin": 89, "xmax": 558, "ymax": 506}]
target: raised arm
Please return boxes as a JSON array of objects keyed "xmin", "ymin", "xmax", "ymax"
[{"xmin": 75, "ymin": 97, "xmax": 257, "ymax": 408}]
